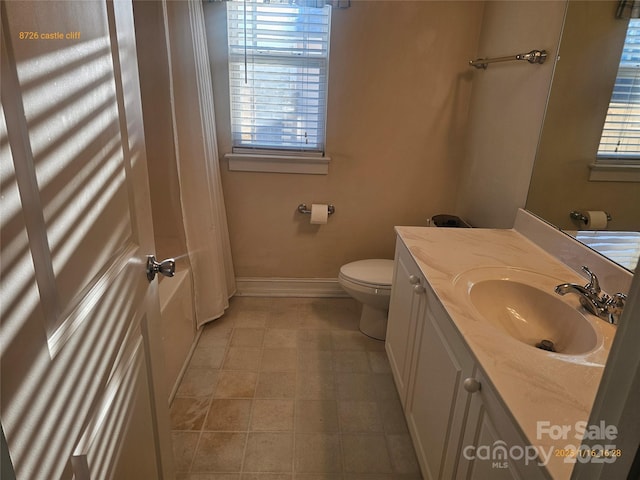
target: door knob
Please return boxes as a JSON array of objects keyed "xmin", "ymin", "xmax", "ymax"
[
  {"xmin": 146, "ymin": 255, "xmax": 176, "ymax": 281},
  {"xmin": 413, "ymin": 284, "xmax": 426, "ymax": 294},
  {"xmin": 408, "ymin": 275, "xmax": 421, "ymax": 285}
]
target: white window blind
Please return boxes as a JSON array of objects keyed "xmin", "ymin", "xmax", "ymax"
[
  {"xmin": 226, "ymin": 0, "xmax": 331, "ymax": 153},
  {"xmin": 597, "ymin": 19, "xmax": 640, "ymax": 159}
]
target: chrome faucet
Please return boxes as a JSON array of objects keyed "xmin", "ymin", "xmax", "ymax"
[{"xmin": 554, "ymin": 266, "xmax": 627, "ymax": 325}]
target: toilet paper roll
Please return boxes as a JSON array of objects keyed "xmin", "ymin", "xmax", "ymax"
[
  {"xmin": 584, "ymin": 211, "xmax": 608, "ymax": 230},
  {"xmin": 310, "ymin": 204, "xmax": 329, "ymax": 224}
]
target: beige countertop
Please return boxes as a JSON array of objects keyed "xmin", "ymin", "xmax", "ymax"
[{"xmin": 395, "ymin": 226, "xmax": 617, "ymax": 480}]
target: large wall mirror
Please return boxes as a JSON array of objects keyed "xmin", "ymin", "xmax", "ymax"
[{"xmin": 526, "ymin": 0, "xmax": 640, "ymax": 272}]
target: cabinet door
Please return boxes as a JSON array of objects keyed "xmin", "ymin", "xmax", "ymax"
[
  {"xmin": 405, "ymin": 288, "xmax": 476, "ymax": 480},
  {"xmin": 457, "ymin": 372, "xmax": 549, "ymax": 480},
  {"xmin": 386, "ymin": 240, "xmax": 423, "ymax": 406}
]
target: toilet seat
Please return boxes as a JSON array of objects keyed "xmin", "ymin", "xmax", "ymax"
[{"xmin": 339, "ymin": 259, "xmax": 394, "ymax": 289}]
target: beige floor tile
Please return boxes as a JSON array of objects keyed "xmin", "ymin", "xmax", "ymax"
[
  {"xmin": 204, "ymin": 398, "xmax": 252, "ymax": 431},
  {"xmin": 189, "ymin": 474, "xmax": 241, "ymax": 480},
  {"xmin": 372, "ymin": 374, "xmax": 400, "ymax": 401},
  {"xmin": 363, "ymin": 337, "xmax": 385, "ymax": 352},
  {"xmin": 198, "ymin": 326, "xmax": 233, "ymax": 349},
  {"xmin": 231, "ymin": 328, "xmax": 266, "ymax": 347},
  {"xmin": 342, "ymin": 434, "xmax": 392, "ymax": 474},
  {"xmin": 266, "ymin": 314, "xmax": 304, "ymax": 330},
  {"xmin": 296, "ymin": 373, "xmax": 335, "ymax": 400},
  {"xmin": 338, "ymin": 401, "xmax": 383, "ymax": 433},
  {"xmin": 223, "ymin": 347, "xmax": 262, "ymax": 371},
  {"xmin": 225, "ymin": 298, "xmax": 272, "ymax": 325},
  {"xmin": 264, "ymin": 329, "xmax": 298, "ymax": 348},
  {"xmin": 172, "ymin": 431, "xmax": 199, "ymax": 471},
  {"xmin": 334, "ymin": 373, "xmax": 376, "ymax": 401},
  {"xmin": 266, "ymin": 300, "xmax": 303, "ymax": 329},
  {"xmin": 321, "ymin": 300, "xmax": 360, "ymax": 331},
  {"xmin": 294, "ymin": 433, "xmax": 342, "ymax": 473},
  {"xmin": 172, "ymin": 298, "xmax": 420, "ymax": 479},
  {"xmin": 295, "ymin": 475, "xmax": 344, "ymax": 480},
  {"xmin": 214, "ymin": 371, "xmax": 258, "ymax": 398},
  {"xmin": 331, "ymin": 331, "xmax": 370, "ymax": 351},
  {"xmin": 378, "ymin": 399, "xmax": 409, "ymax": 434},
  {"xmin": 297, "ymin": 330, "xmax": 333, "ymax": 350},
  {"xmin": 298, "ymin": 350, "xmax": 333, "ymax": 372},
  {"xmin": 386, "ymin": 434, "xmax": 420, "ymax": 474},
  {"xmin": 261, "ymin": 348, "xmax": 298, "ymax": 372},
  {"xmin": 242, "ymin": 474, "xmax": 292, "ymax": 480},
  {"xmin": 234, "ymin": 316, "xmax": 268, "ymax": 328},
  {"xmin": 192, "ymin": 432, "xmax": 246, "ymax": 472},
  {"xmin": 343, "ymin": 475, "xmax": 421, "ymax": 480},
  {"xmin": 170, "ymin": 397, "xmax": 210, "ymax": 431},
  {"xmin": 255, "ymin": 371, "xmax": 297, "ymax": 398},
  {"xmin": 191, "ymin": 346, "xmax": 227, "ymax": 369},
  {"xmin": 366, "ymin": 351, "xmax": 391, "ymax": 374},
  {"xmin": 298, "ymin": 303, "xmax": 335, "ymax": 329},
  {"xmin": 243, "ymin": 432, "xmax": 293, "ymax": 472},
  {"xmin": 294, "ymin": 400, "xmax": 339, "ymax": 432},
  {"xmin": 177, "ymin": 367, "xmax": 219, "ymax": 397},
  {"xmin": 332, "ymin": 351, "xmax": 371, "ymax": 373},
  {"xmin": 250, "ymin": 399, "xmax": 295, "ymax": 431}
]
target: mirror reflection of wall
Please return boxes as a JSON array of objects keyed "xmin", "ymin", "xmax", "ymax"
[{"xmin": 526, "ymin": 0, "xmax": 640, "ymax": 271}]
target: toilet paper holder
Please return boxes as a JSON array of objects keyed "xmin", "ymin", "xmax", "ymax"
[
  {"xmin": 570, "ymin": 210, "xmax": 612, "ymax": 225},
  {"xmin": 298, "ymin": 203, "xmax": 335, "ymax": 215}
]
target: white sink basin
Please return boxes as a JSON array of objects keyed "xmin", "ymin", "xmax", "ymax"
[{"xmin": 455, "ymin": 267, "xmax": 600, "ymax": 355}]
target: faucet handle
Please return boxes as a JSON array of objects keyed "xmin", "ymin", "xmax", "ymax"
[
  {"xmin": 581, "ymin": 266, "xmax": 601, "ymax": 295},
  {"xmin": 605, "ymin": 292, "xmax": 627, "ymax": 325}
]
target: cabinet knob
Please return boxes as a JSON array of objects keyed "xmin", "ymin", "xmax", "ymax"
[
  {"xmin": 408, "ymin": 275, "xmax": 421, "ymax": 285},
  {"xmin": 413, "ymin": 284, "xmax": 426, "ymax": 294},
  {"xmin": 463, "ymin": 377, "xmax": 481, "ymax": 393}
]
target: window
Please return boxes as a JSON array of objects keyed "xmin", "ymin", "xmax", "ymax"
[
  {"xmin": 225, "ymin": 0, "xmax": 331, "ymax": 173},
  {"xmin": 597, "ymin": 19, "xmax": 640, "ymax": 159}
]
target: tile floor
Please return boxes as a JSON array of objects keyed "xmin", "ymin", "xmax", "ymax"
[{"xmin": 171, "ymin": 297, "xmax": 422, "ymax": 480}]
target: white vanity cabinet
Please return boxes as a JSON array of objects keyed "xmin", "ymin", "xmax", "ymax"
[
  {"xmin": 386, "ymin": 238, "xmax": 549, "ymax": 480},
  {"xmin": 456, "ymin": 370, "xmax": 548, "ymax": 480},
  {"xmin": 385, "ymin": 240, "xmax": 424, "ymax": 406}
]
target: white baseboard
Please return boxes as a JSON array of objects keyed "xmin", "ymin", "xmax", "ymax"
[{"xmin": 235, "ymin": 277, "xmax": 348, "ymax": 297}]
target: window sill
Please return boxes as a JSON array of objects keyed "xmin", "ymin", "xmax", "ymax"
[
  {"xmin": 589, "ymin": 162, "xmax": 640, "ymax": 182},
  {"xmin": 225, "ymin": 152, "xmax": 330, "ymax": 175}
]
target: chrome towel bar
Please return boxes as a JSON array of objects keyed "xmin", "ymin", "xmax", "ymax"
[
  {"xmin": 298, "ymin": 204, "xmax": 335, "ymax": 215},
  {"xmin": 469, "ymin": 49, "xmax": 547, "ymax": 69}
]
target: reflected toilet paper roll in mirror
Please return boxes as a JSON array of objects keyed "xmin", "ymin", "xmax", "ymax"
[{"xmin": 584, "ymin": 210, "xmax": 608, "ymax": 230}]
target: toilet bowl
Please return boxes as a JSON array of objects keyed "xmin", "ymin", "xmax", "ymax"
[{"xmin": 338, "ymin": 259, "xmax": 395, "ymax": 340}]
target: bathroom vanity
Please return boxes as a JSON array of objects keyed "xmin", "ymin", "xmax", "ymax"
[{"xmin": 386, "ymin": 225, "xmax": 620, "ymax": 480}]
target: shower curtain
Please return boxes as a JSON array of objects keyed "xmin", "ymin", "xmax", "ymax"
[{"xmin": 165, "ymin": 0, "xmax": 236, "ymax": 328}]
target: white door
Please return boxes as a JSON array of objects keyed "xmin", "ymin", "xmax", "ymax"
[{"xmin": 1, "ymin": 1, "xmax": 174, "ymax": 479}]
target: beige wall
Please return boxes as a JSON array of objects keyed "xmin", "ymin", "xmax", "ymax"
[
  {"xmin": 205, "ymin": 1, "xmax": 484, "ymax": 278},
  {"xmin": 133, "ymin": 0, "xmax": 187, "ymax": 258},
  {"xmin": 456, "ymin": 1, "xmax": 567, "ymax": 228},
  {"xmin": 527, "ymin": 1, "xmax": 640, "ymax": 231}
]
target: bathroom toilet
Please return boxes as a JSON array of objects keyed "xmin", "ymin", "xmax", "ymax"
[{"xmin": 338, "ymin": 259, "xmax": 395, "ymax": 340}]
